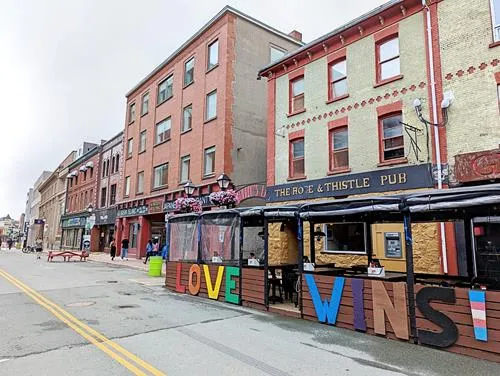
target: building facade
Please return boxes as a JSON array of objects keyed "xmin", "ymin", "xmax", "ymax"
[
  {"xmin": 259, "ymin": 0, "xmax": 451, "ymax": 274},
  {"xmin": 115, "ymin": 6, "xmax": 302, "ymax": 258},
  {"xmin": 95, "ymin": 131, "xmax": 123, "ymax": 252},
  {"xmin": 436, "ymin": 0, "xmax": 500, "ymax": 279},
  {"xmin": 38, "ymin": 151, "xmax": 75, "ymax": 250},
  {"xmin": 27, "ymin": 171, "xmax": 52, "ymax": 247},
  {"xmin": 61, "ymin": 145, "xmax": 100, "ymax": 251}
]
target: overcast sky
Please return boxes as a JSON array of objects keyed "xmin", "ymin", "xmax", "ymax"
[{"xmin": 0, "ymin": 0, "xmax": 386, "ymax": 219}]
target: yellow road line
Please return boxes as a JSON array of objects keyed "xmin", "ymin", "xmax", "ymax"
[{"xmin": 0, "ymin": 269, "xmax": 165, "ymax": 376}]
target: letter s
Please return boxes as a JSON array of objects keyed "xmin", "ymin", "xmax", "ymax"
[{"xmin": 416, "ymin": 287, "xmax": 458, "ymax": 348}]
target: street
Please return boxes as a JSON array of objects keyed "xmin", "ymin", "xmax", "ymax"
[{"xmin": 0, "ymin": 250, "xmax": 498, "ymax": 376}]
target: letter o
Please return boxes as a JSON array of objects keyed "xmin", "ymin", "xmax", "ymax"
[{"xmin": 188, "ymin": 264, "xmax": 201, "ymax": 295}]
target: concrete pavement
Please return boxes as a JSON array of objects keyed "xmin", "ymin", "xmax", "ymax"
[{"xmin": 0, "ymin": 249, "xmax": 499, "ymax": 376}]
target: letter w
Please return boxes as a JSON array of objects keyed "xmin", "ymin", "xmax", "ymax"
[{"xmin": 305, "ymin": 274, "xmax": 345, "ymax": 324}]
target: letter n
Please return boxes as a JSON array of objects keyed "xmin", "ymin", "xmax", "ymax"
[
  {"xmin": 372, "ymin": 281, "xmax": 409, "ymax": 340},
  {"xmin": 175, "ymin": 262, "xmax": 186, "ymax": 293},
  {"xmin": 305, "ymin": 274, "xmax": 344, "ymax": 324}
]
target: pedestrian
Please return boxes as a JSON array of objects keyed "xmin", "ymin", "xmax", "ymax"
[
  {"xmin": 152, "ymin": 238, "xmax": 159, "ymax": 255},
  {"xmin": 161, "ymin": 242, "xmax": 169, "ymax": 261},
  {"xmin": 35, "ymin": 237, "xmax": 43, "ymax": 260},
  {"xmin": 143, "ymin": 240, "xmax": 153, "ymax": 264},
  {"xmin": 7, "ymin": 239, "xmax": 13, "ymax": 250},
  {"xmin": 121, "ymin": 238, "xmax": 129, "ymax": 260},
  {"xmin": 109, "ymin": 238, "xmax": 116, "ymax": 261}
]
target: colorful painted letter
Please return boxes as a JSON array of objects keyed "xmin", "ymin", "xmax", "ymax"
[
  {"xmin": 305, "ymin": 274, "xmax": 344, "ymax": 325},
  {"xmin": 203, "ymin": 265, "xmax": 224, "ymax": 300},
  {"xmin": 175, "ymin": 262, "xmax": 186, "ymax": 293},
  {"xmin": 469, "ymin": 290, "xmax": 487, "ymax": 341},
  {"xmin": 225, "ymin": 266, "xmax": 240, "ymax": 304},
  {"xmin": 351, "ymin": 279, "xmax": 366, "ymax": 331},
  {"xmin": 372, "ymin": 281, "xmax": 409, "ymax": 340},
  {"xmin": 188, "ymin": 264, "xmax": 201, "ymax": 295}
]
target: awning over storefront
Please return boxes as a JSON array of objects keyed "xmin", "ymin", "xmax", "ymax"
[{"xmin": 61, "ymin": 213, "xmax": 88, "ymax": 229}]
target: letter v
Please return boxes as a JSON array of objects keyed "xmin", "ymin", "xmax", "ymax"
[
  {"xmin": 203, "ymin": 265, "xmax": 224, "ymax": 300},
  {"xmin": 305, "ymin": 274, "xmax": 344, "ymax": 324}
]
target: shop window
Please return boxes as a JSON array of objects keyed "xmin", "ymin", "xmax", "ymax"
[
  {"xmin": 129, "ymin": 223, "xmax": 139, "ymax": 249},
  {"xmin": 329, "ymin": 59, "xmax": 348, "ymax": 100},
  {"xmin": 330, "ymin": 126, "xmax": 349, "ymax": 170},
  {"xmin": 155, "ymin": 117, "xmax": 171, "ymax": 144},
  {"xmin": 157, "ymin": 75, "xmax": 173, "ymax": 104},
  {"xmin": 289, "ymin": 138, "xmax": 305, "ymax": 178},
  {"xmin": 492, "ymin": 0, "xmax": 500, "ymax": 42},
  {"xmin": 380, "ymin": 113, "xmax": 404, "ymax": 162},
  {"xmin": 207, "ymin": 39, "xmax": 219, "ymax": 70},
  {"xmin": 377, "ymin": 37, "xmax": 400, "ymax": 82},
  {"xmin": 290, "ymin": 76, "xmax": 304, "ymax": 113},
  {"xmin": 323, "ymin": 223, "xmax": 367, "ymax": 254},
  {"xmin": 184, "ymin": 57, "xmax": 195, "ymax": 86}
]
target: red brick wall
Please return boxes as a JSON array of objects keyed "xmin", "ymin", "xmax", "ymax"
[{"xmin": 67, "ymin": 153, "xmax": 100, "ymax": 213}]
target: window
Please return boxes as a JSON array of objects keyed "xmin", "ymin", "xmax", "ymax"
[
  {"xmin": 329, "ymin": 60, "xmax": 348, "ymax": 99},
  {"xmin": 128, "ymin": 103, "xmax": 136, "ymax": 123},
  {"xmin": 129, "ymin": 223, "xmax": 139, "ymax": 249},
  {"xmin": 290, "ymin": 77, "xmax": 305, "ymax": 113},
  {"xmin": 492, "ymin": 0, "xmax": 500, "ymax": 41},
  {"xmin": 270, "ymin": 45, "xmax": 286, "ymax": 62},
  {"xmin": 330, "ymin": 127, "xmax": 349, "ymax": 170},
  {"xmin": 100, "ymin": 187, "xmax": 107, "ymax": 208},
  {"xmin": 204, "ymin": 146, "xmax": 216, "ymax": 176},
  {"xmin": 380, "ymin": 113, "xmax": 404, "ymax": 161},
  {"xmin": 110, "ymin": 184, "xmax": 117, "ymax": 205},
  {"xmin": 153, "ymin": 163, "xmax": 168, "ymax": 189},
  {"xmin": 182, "ymin": 104, "xmax": 192, "ymax": 132},
  {"xmin": 323, "ymin": 223, "xmax": 367, "ymax": 254},
  {"xmin": 377, "ymin": 37, "xmax": 400, "ymax": 81},
  {"xmin": 102, "ymin": 160, "xmax": 107, "ymax": 178},
  {"xmin": 184, "ymin": 57, "xmax": 194, "ymax": 86},
  {"xmin": 84, "ymin": 191, "xmax": 88, "ymax": 207},
  {"xmin": 83, "ymin": 170, "xmax": 87, "ymax": 181},
  {"xmin": 207, "ymin": 40, "xmax": 219, "ymax": 70},
  {"xmin": 111, "ymin": 156, "xmax": 115, "ymax": 173},
  {"xmin": 155, "ymin": 117, "xmax": 171, "ymax": 144},
  {"xmin": 137, "ymin": 171, "xmax": 144, "ymax": 194},
  {"xmin": 139, "ymin": 130, "xmax": 147, "ymax": 153},
  {"xmin": 180, "ymin": 155, "xmax": 190, "ymax": 183},
  {"xmin": 105, "ymin": 159, "xmax": 110, "ymax": 176},
  {"xmin": 115, "ymin": 154, "xmax": 119, "ymax": 174},
  {"xmin": 205, "ymin": 90, "xmax": 217, "ymax": 121},
  {"xmin": 124, "ymin": 176, "xmax": 130, "ymax": 196},
  {"xmin": 289, "ymin": 138, "xmax": 305, "ymax": 178},
  {"xmin": 127, "ymin": 138, "xmax": 133, "ymax": 158},
  {"xmin": 157, "ymin": 75, "xmax": 173, "ymax": 104},
  {"xmin": 141, "ymin": 92, "xmax": 149, "ymax": 116},
  {"xmin": 89, "ymin": 167, "xmax": 93, "ymax": 178}
]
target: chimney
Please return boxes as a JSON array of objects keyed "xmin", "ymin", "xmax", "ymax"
[{"xmin": 288, "ymin": 30, "xmax": 303, "ymax": 42}]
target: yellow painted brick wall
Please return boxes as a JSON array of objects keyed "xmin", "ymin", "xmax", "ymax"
[
  {"xmin": 274, "ymin": 12, "xmax": 431, "ymax": 183},
  {"xmin": 437, "ymin": 0, "xmax": 500, "ymax": 182}
]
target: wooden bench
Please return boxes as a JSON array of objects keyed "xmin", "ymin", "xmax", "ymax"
[{"xmin": 47, "ymin": 251, "xmax": 89, "ymax": 262}]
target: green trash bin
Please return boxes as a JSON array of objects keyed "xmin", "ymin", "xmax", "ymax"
[{"xmin": 148, "ymin": 256, "xmax": 163, "ymax": 277}]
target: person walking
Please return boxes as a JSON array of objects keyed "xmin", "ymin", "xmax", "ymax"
[
  {"xmin": 35, "ymin": 237, "xmax": 43, "ymax": 260},
  {"xmin": 143, "ymin": 240, "xmax": 153, "ymax": 264},
  {"xmin": 109, "ymin": 238, "xmax": 116, "ymax": 261},
  {"xmin": 121, "ymin": 238, "xmax": 129, "ymax": 260}
]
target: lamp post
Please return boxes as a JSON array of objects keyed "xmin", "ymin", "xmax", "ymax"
[
  {"xmin": 183, "ymin": 180, "xmax": 196, "ymax": 197},
  {"xmin": 216, "ymin": 173, "xmax": 232, "ymax": 191}
]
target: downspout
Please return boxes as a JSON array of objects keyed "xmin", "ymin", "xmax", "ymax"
[{"xmin": 424, "ymin": 0, "xmax": 448, "ymax": 274}]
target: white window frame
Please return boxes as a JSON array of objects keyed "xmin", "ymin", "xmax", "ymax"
[
  {"xmin": 203, "ymin": 146, "xmax": 216, "ymax": 176},
  {"xmin": 136, "ymin": 171, "xmax": 144, "ymax": 194},
  {"xmin": 153, "ymin": 163, "xmax": 168, "ymax": 189},
  {"xmin": 124, "ymin": 176, "xmax": 131, "ymax": 197},
  {"xmin": 322, "ymin": 222, "xmax": 368, "ymax": 255},
  {"xmin": 180, "ymin": 155, "xmax": 190, "ymax": 183},
  {"xmin": 205, "ymin": 90, "xmax": 217, "ymax": 121}
]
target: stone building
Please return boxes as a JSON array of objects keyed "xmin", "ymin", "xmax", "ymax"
[
  {"xmin": 27, "ymin": 171, "xmax": 52, "ymax": 247},
  {"xmin": 115, "ymin": 6, "xmax": 302, "ymax": 259},
  {"xmin": 435, "ymin": 0, "xmax": 500, "ymax": 279},
  {"xmin": 259, "ymin": 0, "xmax": 448, "ymax": 274},
  {"xmin": 95, "ymin": 131, "xmax": 123, "ymax": 252},
  {"xmin": 38, "ymin": 151, "xmax": 76, "ymax": 250}
]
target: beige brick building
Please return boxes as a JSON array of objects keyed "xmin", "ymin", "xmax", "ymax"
[{"xmin": 259, "ymin": 0, "xmax": 447, "ymax": 274}]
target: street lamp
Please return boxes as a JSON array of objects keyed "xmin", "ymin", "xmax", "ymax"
[
  {"xmin": 183, "ymin": 180, "xmax": 196, "ymax": 197},
  {"xmin": 216, "ymin": 173, "xmax": 232, "ymax": 191}
]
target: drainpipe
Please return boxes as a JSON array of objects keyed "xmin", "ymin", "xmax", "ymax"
[{"xmin": 424, "ymin": 1, "xmax": 448, "ymax": 274}]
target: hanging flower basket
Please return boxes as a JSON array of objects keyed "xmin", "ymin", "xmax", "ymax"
[
  {"xmin": 209, "ymin": 189, "xmax": 240, "ymax": 208},
  {"xmin": 174, "ymin": 197, "xmax": 202, "ymax": 213}
]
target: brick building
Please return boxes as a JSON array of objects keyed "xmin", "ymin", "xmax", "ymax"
[
  {"xmin": 95, "ymin": 131, "xmax": 123, "ymax": 252},
  {"xmin": 258, "ymin": 0, "xmax": 452, "ymax": 274},
  {"xmin": 38, "ymin": 151, "xmax": 76, "ymax": 250},
  {"xmin": 435, "ymin": 0, "xmax": 500, "ymax": 279},
  {"xmin": 115, "ymin": 6, "xmax": 302, "ymax": 258},
  {"xmin": 61, "ymin": 143, "xmax": 100, "ymax": 251}
]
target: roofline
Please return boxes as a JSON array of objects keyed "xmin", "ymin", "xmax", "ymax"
[
  {"xmin": 67, "ymin": 146, "xmax": 100, "ymax": 170},
  {"xmin": 101, "ymin": 130, "xmax": 124, "ymax": 148},
  {"xmin": 125, "ymin": 5, "xmax": 304, "ymax": 98},
  {"xmin": 258, "ymin": 0, "xmax": 403, "ymax": 76}
]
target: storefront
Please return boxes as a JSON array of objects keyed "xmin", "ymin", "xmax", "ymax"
[
  {"xmin": 115, "ymin": 198, "xmax": 165, "ymax": 258},
  {"xmin": 60, "ymin": 214, "xmax": 88, "ymax": 250},
  {"xmin": 94, "ymin": 207, "xmax": 117, "ymax": 252}
]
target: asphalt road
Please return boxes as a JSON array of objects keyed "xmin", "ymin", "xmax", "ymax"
[{"xmin": 0, "ymin": 249, "xmax": 499, "ymax": 376}]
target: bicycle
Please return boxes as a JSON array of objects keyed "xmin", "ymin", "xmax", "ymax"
[{"xmin": 22, "ymin": 246, "xmax": 35, "ymax": 254}]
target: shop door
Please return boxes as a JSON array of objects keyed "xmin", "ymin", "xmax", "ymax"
[
  {"xmin": 151, "ymin": 222, "xmax": 165, "ymax": 248},
  {"xmin": 371, "ymin": 224, "xmax": 406, "ymax": 272}
]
